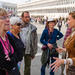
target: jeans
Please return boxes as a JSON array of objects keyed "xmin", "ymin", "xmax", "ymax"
[{"xmin": 41, "ymin": 57, "xmax": 55, "ymax": 75}]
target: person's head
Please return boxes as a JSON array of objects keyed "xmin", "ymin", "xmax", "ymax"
[
  {"xmin": 0, "ymin": 8, "xmax": 10, "ymax": 34},
  {"xmin": 21, "ymin": 11, "xmax": 30, "ymax": 24},
  {"xmin": 10, "ymin": 16, "xmax": 22, "ymax": 34},
  {"xmin": 46, "ymin": 18, "xmax": 56, "ymax": 29},
  {"xmin": 67, "ymin": 11, "xmax": 75, "ymax": 28}
]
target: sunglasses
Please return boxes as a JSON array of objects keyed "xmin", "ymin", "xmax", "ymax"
[
  {"xmin": 0, "ymin": 16, "xmax": 9, "ymax": 20},
  {"xmin": 16, "ymin": 23, "xmax": 22, "ymax": 26}
]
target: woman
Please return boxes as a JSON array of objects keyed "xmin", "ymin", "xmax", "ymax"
[
  {"xmin": 50, "ymin": 11, "xmax": 75, "ymax": 75},
  {"xmin": 40, "ymin": 18, "xmax": 63, "ymax": 75},
  {"xmin": 0, "ymin": 8, "xmax": 18, "ymax": 75},
  {"xmin": 7, "ymin": 16, "xmax": 24, "ymax": 73}
]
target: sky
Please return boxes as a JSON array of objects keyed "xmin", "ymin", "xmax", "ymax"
[{"xmin": 0, "ymin": 0, "xmax": 31, "ymax": 4}]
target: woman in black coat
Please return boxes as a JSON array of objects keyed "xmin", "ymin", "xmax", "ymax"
[{"xmin": 7, "ymin": 16, "xmax": 25, "ymax": 75}]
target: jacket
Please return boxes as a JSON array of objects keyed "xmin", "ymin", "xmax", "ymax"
[
  {"xmin": 40, "ymin": 28, "xmax": 63, "ymax": 45},
  {"xmin": 64, "ymin": 31, "xmax": 75, "ymax": 66},
  {"xmin": 7, "ymin": 32, "xmax": 24, "ymax": 62},
  {"xmin": 20, "ymin": 23, "xmax": 38, "ymax": 56},
  {"xmin": 0, "ymin": 35, "xmax": 18, "ymax": 71}
]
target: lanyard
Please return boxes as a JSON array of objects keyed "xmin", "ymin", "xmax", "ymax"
[{"xmin": 0, "ymin": 36, "xmax": 12, "ymax": 55}]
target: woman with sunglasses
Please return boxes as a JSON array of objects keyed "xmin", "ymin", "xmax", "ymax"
[{"xmin": 7, "ymin": 17, "xmax": 24, "ymax": 75}]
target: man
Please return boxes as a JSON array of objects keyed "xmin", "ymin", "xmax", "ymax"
[{"xmin": 20, "ymin": 11, "xmax": 38, "ymax": 75}]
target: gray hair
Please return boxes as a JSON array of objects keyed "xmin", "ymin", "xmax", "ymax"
[{"xmin": 10, "ymin": 16, "xmax": 22, "ymax": 25}]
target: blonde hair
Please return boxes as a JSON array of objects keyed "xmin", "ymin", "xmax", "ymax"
[
  {"xmin": 0, "ymin": 8, "xmax": 8, "ymax": 36},
  {"xmin": 0, "ymin": 8, "xmax": 7, "ymax": 16}
]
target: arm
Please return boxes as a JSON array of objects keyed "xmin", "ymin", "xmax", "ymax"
[
  {"xmin": 40, "ymin": 29, "xmax": 48, "ymax": 45},
  {"xmin": 0, "ymin": 43, "xmax": 17, "ymax": 70},
  {"xmin": 50, "ymin": 57, "xmax": 73, "ymax": 72},
  {"xmin": 30, "ymin": 30, "xmax": 38, "ymax": 58},
  {"xmin": 50, "ymin": 34, "xmax": 75, "ymax": 72},
  {"xmin": 57, "ymin": 30, "xmax": 63, "ymax": 40}
]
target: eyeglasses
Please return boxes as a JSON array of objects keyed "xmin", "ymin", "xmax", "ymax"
[
  {"xmin": 0, "ymin": 16, "xmax": 9, "ymax": 20},
  {"xmin": 24, "ymin": 16, "xmax": 30, "ymax": 18}
]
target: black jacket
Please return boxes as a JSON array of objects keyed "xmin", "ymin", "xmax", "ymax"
[
  {"xmin": 0, "ymin": 41, "xmax": 17, "ymax": 71},
  {"xmin": 7, "ymin": 33, "xmax": 24, "ymax": 62},
  {"xmin": 0, "ymin": 33, "xmax": 24, "ymax": 71}
]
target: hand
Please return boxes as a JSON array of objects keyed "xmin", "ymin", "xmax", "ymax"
[
  {"xmin": 50, "ymin": 57, "xmax": 64, "ymax": 72},
  {"xmin": 5, "ymin": 55, "xmax": 11, "ymax": 61},
  {"xmin": 47, "ymin": 43, "xmax": 53, "ymax": 50},
  {"xmin": 56, "ymin": 47, "xmax": 66, "ymax": 53}
]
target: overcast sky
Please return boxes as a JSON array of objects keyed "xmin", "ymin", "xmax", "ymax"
[{"xmin": 0, "ymin": 0, "xmax": 30, "ymax": 4}]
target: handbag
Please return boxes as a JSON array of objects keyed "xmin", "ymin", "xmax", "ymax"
[{"xmin": 50, "ymin": 43, "xmax": 58, "ymax": 57}]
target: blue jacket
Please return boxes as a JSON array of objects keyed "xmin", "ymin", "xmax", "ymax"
[{"xmin": 40, "ymin": 28, "xmax": 63, "ymax": 45}]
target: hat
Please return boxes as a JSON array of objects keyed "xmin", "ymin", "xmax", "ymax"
[
  {"xmin": 10, "ymin": 16, "xmax": 23, "ymax": 25},
  {"xmin": 47, "ymin": 18, "xmax": 56, "ymax": 22}
]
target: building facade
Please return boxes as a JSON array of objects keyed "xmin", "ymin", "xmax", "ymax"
[
  {"xmin": 17, "ymin": 0, "xmax": 75, "ymax": 18},
  {"xmin": 0, "ymin": 1, "xmax": 17, "ymax": 16}
]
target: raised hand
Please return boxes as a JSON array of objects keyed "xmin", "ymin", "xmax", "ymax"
[{"xmin": 50, "ymin": 57, "xmax": 64, "ymax": 72}]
